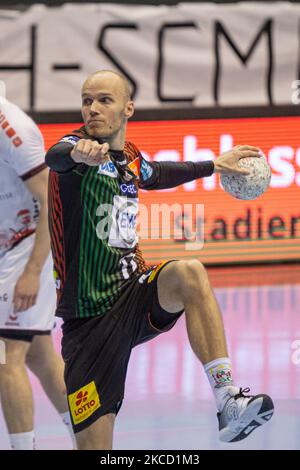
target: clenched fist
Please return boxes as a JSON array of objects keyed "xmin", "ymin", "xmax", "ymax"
[{"xmin": 71, "ymin": 139, "xmax": 110, "ymax": 166}]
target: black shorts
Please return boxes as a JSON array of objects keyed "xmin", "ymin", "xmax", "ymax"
[
  {"xmin": 61, "ymin": 260, "xmax": 184, "ymax": 433},
  {"xmin": 0, "ymin": 329, "xmax": 51, "ymax": 343}
]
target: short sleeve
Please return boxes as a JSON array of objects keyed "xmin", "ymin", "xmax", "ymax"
[{"xmin": 8, "ymin": 113, "xmax": 46, "ymax": 180}]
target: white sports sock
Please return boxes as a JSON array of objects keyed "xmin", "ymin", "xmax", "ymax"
[
  {"xmin": 60, "ymin": 411, "xmax": 77, "ymax": 449},
  {"xmin": 204, "ymin": 357, "xmax": 235, "ymax": 411},
  {"xmin": 9, "ymin": 430, "xmax": 35, "ymax": 450}
]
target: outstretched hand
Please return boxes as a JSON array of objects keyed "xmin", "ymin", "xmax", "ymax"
[{"xmin": 214, "ymin": 145, "xmax": 262, "ymax": 176}]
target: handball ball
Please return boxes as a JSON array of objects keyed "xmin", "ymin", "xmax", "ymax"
[{"xmin": 220, "ymin": 156, "xmax": 271, "ymax": 200}]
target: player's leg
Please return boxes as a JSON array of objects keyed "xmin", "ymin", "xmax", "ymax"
[
  {"xmin": 156, "ymin": 259, "xmax": 274, "ymax": 442},
  {"xmin": 61, "ymin": 296, "xmax": 139, "ymax": 451},
  {"xmin": 75, "ymin": 413, "xmax": 115, "ymax": 450},
  {"xmin": 157, "ymin": 259, "xmax": 227, "ymax": 363},
  {"xmin": 26, "ymin": 333, "xmax": 66, "ymax": 412},
  {"xmin": 25, "ymin": 333, "xmax": 76, "ymax": 448},
  {"xmin": 0, "ymin": 335, "xmax": 35, "ymax": 449}
]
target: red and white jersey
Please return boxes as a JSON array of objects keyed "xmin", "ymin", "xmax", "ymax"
[{"xmin": 0, "ymin": 97, "xmax": 46, "ymax": 258}]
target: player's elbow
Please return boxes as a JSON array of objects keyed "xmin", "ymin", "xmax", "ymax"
[
  {"xmin": 45, "ymin": 144, "xmax": 59, "ymax": 169},
  {"xmin": 45, "ymin": 142, "xmax": 76, "ymax": 173}
]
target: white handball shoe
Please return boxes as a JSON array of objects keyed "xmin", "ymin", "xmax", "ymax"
[{"xmin": 218, "ymin": 387, "xmax": 274, "ymax": 442}]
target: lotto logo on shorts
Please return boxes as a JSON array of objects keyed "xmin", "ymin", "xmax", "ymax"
[
  {"xmin": 147, "ymin": 261, "xmax": 168, "ymax": 284},
  {"xmin": 68, "ymin": 380, "xmax": 101, "ymax": 425}
]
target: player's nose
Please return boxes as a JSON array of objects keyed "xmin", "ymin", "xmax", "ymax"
[{"xmin": 90, "ymin": 100, "xmax": 100, "ymax": 114}]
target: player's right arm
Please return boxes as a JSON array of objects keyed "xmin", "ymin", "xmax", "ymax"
[{"xmin": 45, "ymin": 136, "xmax": 109, "ymax": 172}]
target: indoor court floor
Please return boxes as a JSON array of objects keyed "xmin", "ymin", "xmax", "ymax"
[{"xmin": 0, "ymin": 264, "xmax": 299, "ymax": 450}]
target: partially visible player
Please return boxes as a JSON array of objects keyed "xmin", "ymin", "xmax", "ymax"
[{"xmin": 0, "ymin": 97, "xmax": 75, "ymax": 450}]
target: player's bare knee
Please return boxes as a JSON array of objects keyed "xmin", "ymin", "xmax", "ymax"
[
  {"xmin": 177, "ymin": 260, "xmax": 209, "ymax": 298},
  {"xmin": 76, "ymin": 413, "xmax": 115, "ymax": 450},
  {"xmin": 26, "ymin": 350, "xmax": 54, "ymax": 378},
  {"xmin": 26, "ymin": 334, "xmax": 58, "ymax": 374},
  {"xmin": 25, "ymin": 352, "xmax": 42, "ymax": 374}
]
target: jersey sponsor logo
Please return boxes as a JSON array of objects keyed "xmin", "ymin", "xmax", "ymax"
[
  {"xmin": 59, "ymin": 135, "xmax": 80, "ymax": 146},
  {"xmin": 96, "ymin": 196, "xmax": 138, "ymax": 248},
  {"xmin": 5, "ymin": 308, "xmax": 20, "ymax": 326},
  {"xmin": 0, "ymin": 110, "xmax": 23, "ymax": 147},
  {"xmin": 119, "ymin": 183, "xmax": 138, "ymax": 196},
  {"xmin": 17, "ymin": 208, "xmax": 31, "ymax": 226},
  {"xmin": 68, "ymin": 380, "xmax": 101, "ymax": 425},
  {"xmin": 0, "ymin": 192, "xmax": 13, "ymax": 202},
  {"xmin": 108, "ymin": 196, "xmax": 138, "ymax": 248},
  {"xmin": 97, "ymin": 161, "xmax": 118, "ymax": 178},
  {"xmin": 147, "ymin": 260, "xmax": 169, "ymax": 283},
  {"xmin": 128, "ymin": 158, "xmax": 140, "ymax": 178},
  {"xmin": 140, "ymin": 158, "xmax": 153, "ymax": 181}
]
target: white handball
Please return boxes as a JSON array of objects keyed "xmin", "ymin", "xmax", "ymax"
[{"xmin": 220, "ymin": 156, "xmax": 271, "ymax": 200}]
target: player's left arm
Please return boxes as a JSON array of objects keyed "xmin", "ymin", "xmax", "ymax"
[
  {"xmin": 13, "ymin": 168, "xmax": 50, "ymax": 313},
  {"xmin": 138, "ymin": 157, "xmax": 214, "ymax": 190},
  {"xmin": 139, "ymin": 145, "xmax": 262, "ymax": 190}
]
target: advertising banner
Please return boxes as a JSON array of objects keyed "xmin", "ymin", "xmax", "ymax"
[
  {"xmin": 40, "ymin": 116, "xmax": 300, "ymax": 265},
  {"xmin": 0, "ymin": 3, "xmax": 300, "ymax": 111}
]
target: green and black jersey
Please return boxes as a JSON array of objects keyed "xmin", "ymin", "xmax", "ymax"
[{"xmin": 45, "ymin": 126, "xmax": 214, "ymax": 320}]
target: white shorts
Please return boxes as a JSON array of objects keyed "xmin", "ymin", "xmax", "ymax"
[{"xmin": 0, "ymin": 234, "xmax": 56, "ymax": 334}]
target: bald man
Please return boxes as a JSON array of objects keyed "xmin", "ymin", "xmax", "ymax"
[{"xmin": 45, "ymin": 70, "xmax": 274, "ymax": 450}]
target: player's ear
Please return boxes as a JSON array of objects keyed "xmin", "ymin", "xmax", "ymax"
[{"xmin": 124, "ymin": 101, "xmax": 134, "ymax": 119}]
